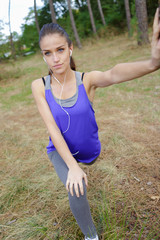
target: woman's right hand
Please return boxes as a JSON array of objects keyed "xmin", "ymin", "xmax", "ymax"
[{"xmin": 66, "ymin": 164, "xmax": 88, "ymax": 197}]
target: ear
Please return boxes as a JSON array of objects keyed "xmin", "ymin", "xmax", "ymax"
[{"xmin": 69, "ymin": 45, "xmax": 73, "ymax": 56}]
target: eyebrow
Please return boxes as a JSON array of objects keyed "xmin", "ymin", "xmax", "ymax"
[{"xmin": 41, "ymin": 45, "xmax": 65, "ymax": 51}]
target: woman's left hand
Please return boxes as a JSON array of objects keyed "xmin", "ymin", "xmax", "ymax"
[{"xmin": 151, "ymin": 8, "xmax": 160, "ymax": 69}]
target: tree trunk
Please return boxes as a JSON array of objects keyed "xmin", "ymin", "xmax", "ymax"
[
  {"xmin": 49, "ymin": 0, "xmax": 57, "ymax": 23},
  {"xmin": 97, "ymin": 0, "xmax": 106, "ymax": 25},
  {"xmin": 135, "ymin": 0, "xmax": 149, "ymax": 45},
  {"xmin": 8, "ymin": 0, "xmax": 15, "ymax": 59},
  {"xmin": 86, "ymin": 0, "xmax": 96, "ymax": 33},
  {"xmin": 67, "ymin": 0, "xmax": 82, "ymax": 49},
  {"xmin": 34, "ymin": 0, "xmax": 40, "ymax": 34},
  {"xmin": 124, "ymin": 0, "xmax": 131, "ymax": 37}
]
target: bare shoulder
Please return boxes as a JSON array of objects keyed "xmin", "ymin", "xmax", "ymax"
[
  {"xmin": 85, "ymin": 71, "xmax": 103, "ymax": 79},
  {"xmin": 31, "ymin": 77, "xmax": 46, "ymax": 97},
  {"xmin": 31, "ymin": 78, "xmax": 44, "ymax": 90},
  {"xmin": 83, "ymin": 70, "xmax": 113, "ymax": 88},
  {"xmin": 79, "ymin": 70, "xmax": 102, "ymax": 78},
  {"xmin": 83, "ymin": 71, "xmax": 104, "ymax": 87}
]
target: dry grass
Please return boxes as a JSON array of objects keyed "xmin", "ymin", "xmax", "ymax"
[{"xmin": 0, "ymin": 32, "xmax": 160, "ymax": 239}]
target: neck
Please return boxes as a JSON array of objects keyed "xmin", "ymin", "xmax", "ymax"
[{"xmin": 51, "ymin": 68, "xmax": 74, "ymax": 85}]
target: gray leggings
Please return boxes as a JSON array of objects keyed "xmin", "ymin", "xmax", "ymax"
[{"xmin": 47, "ymin": 150, "xmax": 98, "ymax": 238}]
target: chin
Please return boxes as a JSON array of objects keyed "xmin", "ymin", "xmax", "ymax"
[
  {"xmin": 52, "ymin": 69, "xmax": 64, "ymax": 75},
  {"xmin": 52, "ymin": 65, "xmax": 70, "ymax": 75}
]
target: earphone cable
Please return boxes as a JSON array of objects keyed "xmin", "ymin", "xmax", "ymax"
[{"xmin": 51, "ymin": 70, "xmax": 70, "ymax": 134}]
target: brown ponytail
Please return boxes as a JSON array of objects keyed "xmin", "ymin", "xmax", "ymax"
[{"xmin": 70, "ymin": 56, "xmax": 76, "ymax": 71}]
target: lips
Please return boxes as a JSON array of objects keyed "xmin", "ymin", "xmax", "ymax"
[{"xmin": 53, "ymin": 64, "xmax": 62, "ymax": 68}]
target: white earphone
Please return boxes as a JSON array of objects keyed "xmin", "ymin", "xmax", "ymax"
[
  {"xmin": 42, "ymin": 57, "xmax": 70, "ymax": 134},
  {"xmin": 43, "ymin": 56, "xmax": 47, "ymax": 63}
]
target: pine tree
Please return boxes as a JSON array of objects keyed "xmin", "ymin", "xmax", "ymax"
[
  {"xmin": 87, "ymin": 0, "xmax": 96, "ymax": 33},
  {"xmin": 34, "ymin": 0, "xmax": 40, "ymax": 34},
  {"xmin": 49, "ymin": 0, "xmax": 57, "ymax": 23},
  {"xmin": 67, "ymin": 0, "xmax": 82, "ymax": 49},
  {"xmin": 124, "ymin": 0, "xmax": 131, "ymax": 37},
  {"xmin": 8, "ymin": 0, "xmax": 15, "ymax": 59},
  {"xmin": 135, "ymin": 0, "xmax": 149, "ymax": 45},
  {"xmin": 97, "ymin": 0, "xmax": 106, "ymax": 25}
]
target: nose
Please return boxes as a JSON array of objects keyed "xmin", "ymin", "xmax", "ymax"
[{"xmin": 52, "ymin": 53, "xmax": 59, "ymax": 62}]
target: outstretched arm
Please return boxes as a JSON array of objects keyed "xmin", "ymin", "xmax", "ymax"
[{"xmin": 87, "ymin": 8, "xmax": 160, "ymax": 88}]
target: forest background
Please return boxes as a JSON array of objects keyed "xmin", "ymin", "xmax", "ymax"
[{"xmin": 0, "ymin": 0, "xmax": 159, "ymax": 60}]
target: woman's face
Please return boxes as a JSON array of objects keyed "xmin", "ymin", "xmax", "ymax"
[{"xmin": 40, "ymin": 33, "xmax": 72, "ymax": 75}]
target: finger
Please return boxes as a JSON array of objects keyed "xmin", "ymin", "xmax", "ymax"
[
  {"xmin": 152, "ymin": 21, "xmax": 160, "ymax": 42},
  {"xmin": 153, "ymin": 26, "xmax": 160, "ymax": 42},
  {"xmin": 78, "ymin": 180, "xmax": 84, "ymax": 196},
  {"xmin": 74, "ymin": 183, "xmax": 80, "ymax": 198},
  {"xmin": 84, "ymin": 174, "xmax": 88, "ymax": 187},
  {"xmin": 153, "ymin": 8, "xmax": 159, "ymax": 30},
  {"xmin": 66, "ymin": 180, "xmax": 69, "ymax": 192},
  {"xmin": 70, "ymin": 182, "xmax": 74, "ymax": 197}
]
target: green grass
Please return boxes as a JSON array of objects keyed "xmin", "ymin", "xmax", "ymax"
[
  {"xmin": 96, "ymin": 191, "xmax": 160, "ymax": 240},
  {"xmin": 0, "ymin": 67, "xmax": 24, "ymax": 80},
  {"xmin": 0, "ymin": 33, "xmax": 160, "ymax": 239}
]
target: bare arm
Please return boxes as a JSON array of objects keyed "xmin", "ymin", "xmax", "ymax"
[
  {"xmin": 87, "ymin": 8, "xmax": 160, "ymax": 89},
  {"xmin": 31, "ymin": 79, "xmax": 88, "ymax": 197}
]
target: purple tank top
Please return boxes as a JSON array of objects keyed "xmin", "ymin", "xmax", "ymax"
[{"xmin": 45, "ymin": 71, "xmax": 101, "ymax": 163}]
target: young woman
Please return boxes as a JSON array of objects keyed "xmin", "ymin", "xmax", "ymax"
[{"xmin": 31, "ymin": 8, "xmax": 160, "ymax": 240}]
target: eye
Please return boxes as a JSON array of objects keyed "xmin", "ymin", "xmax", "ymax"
[
  {"xmin": 44, "ymin": 51, "xmax": 50, "ymax": 56},
  {"xmin": 58, "ymin": 48, "xmax": 64, "ymax": 52}
]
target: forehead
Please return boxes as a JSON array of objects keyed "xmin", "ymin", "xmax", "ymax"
[{"xmin": 40, "ymin": 33, "xmax": 68, "ymax": 50}]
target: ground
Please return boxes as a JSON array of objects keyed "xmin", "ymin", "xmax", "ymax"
[{"xmin": 0, "ymin": 33, "xmax": 160, "ymax": 239}]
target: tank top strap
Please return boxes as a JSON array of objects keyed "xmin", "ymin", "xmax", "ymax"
[
  {"xmin": 75, "ymin": 71, "xmax": 83, "ymax": 86},
  {"xmin": 42, "ymin": 77, "xmax": 45, "ymax": 86},
  {"xmin": 81, "ymin": 72, "xmax": 85, "ymax": 81},
  {"xmin": 44, "ymin": 72, "xmax": 83, "ymax": 91},
  {"xmin": 45, "ymin": 75, "xmax": 51, "ymax": 90}
]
